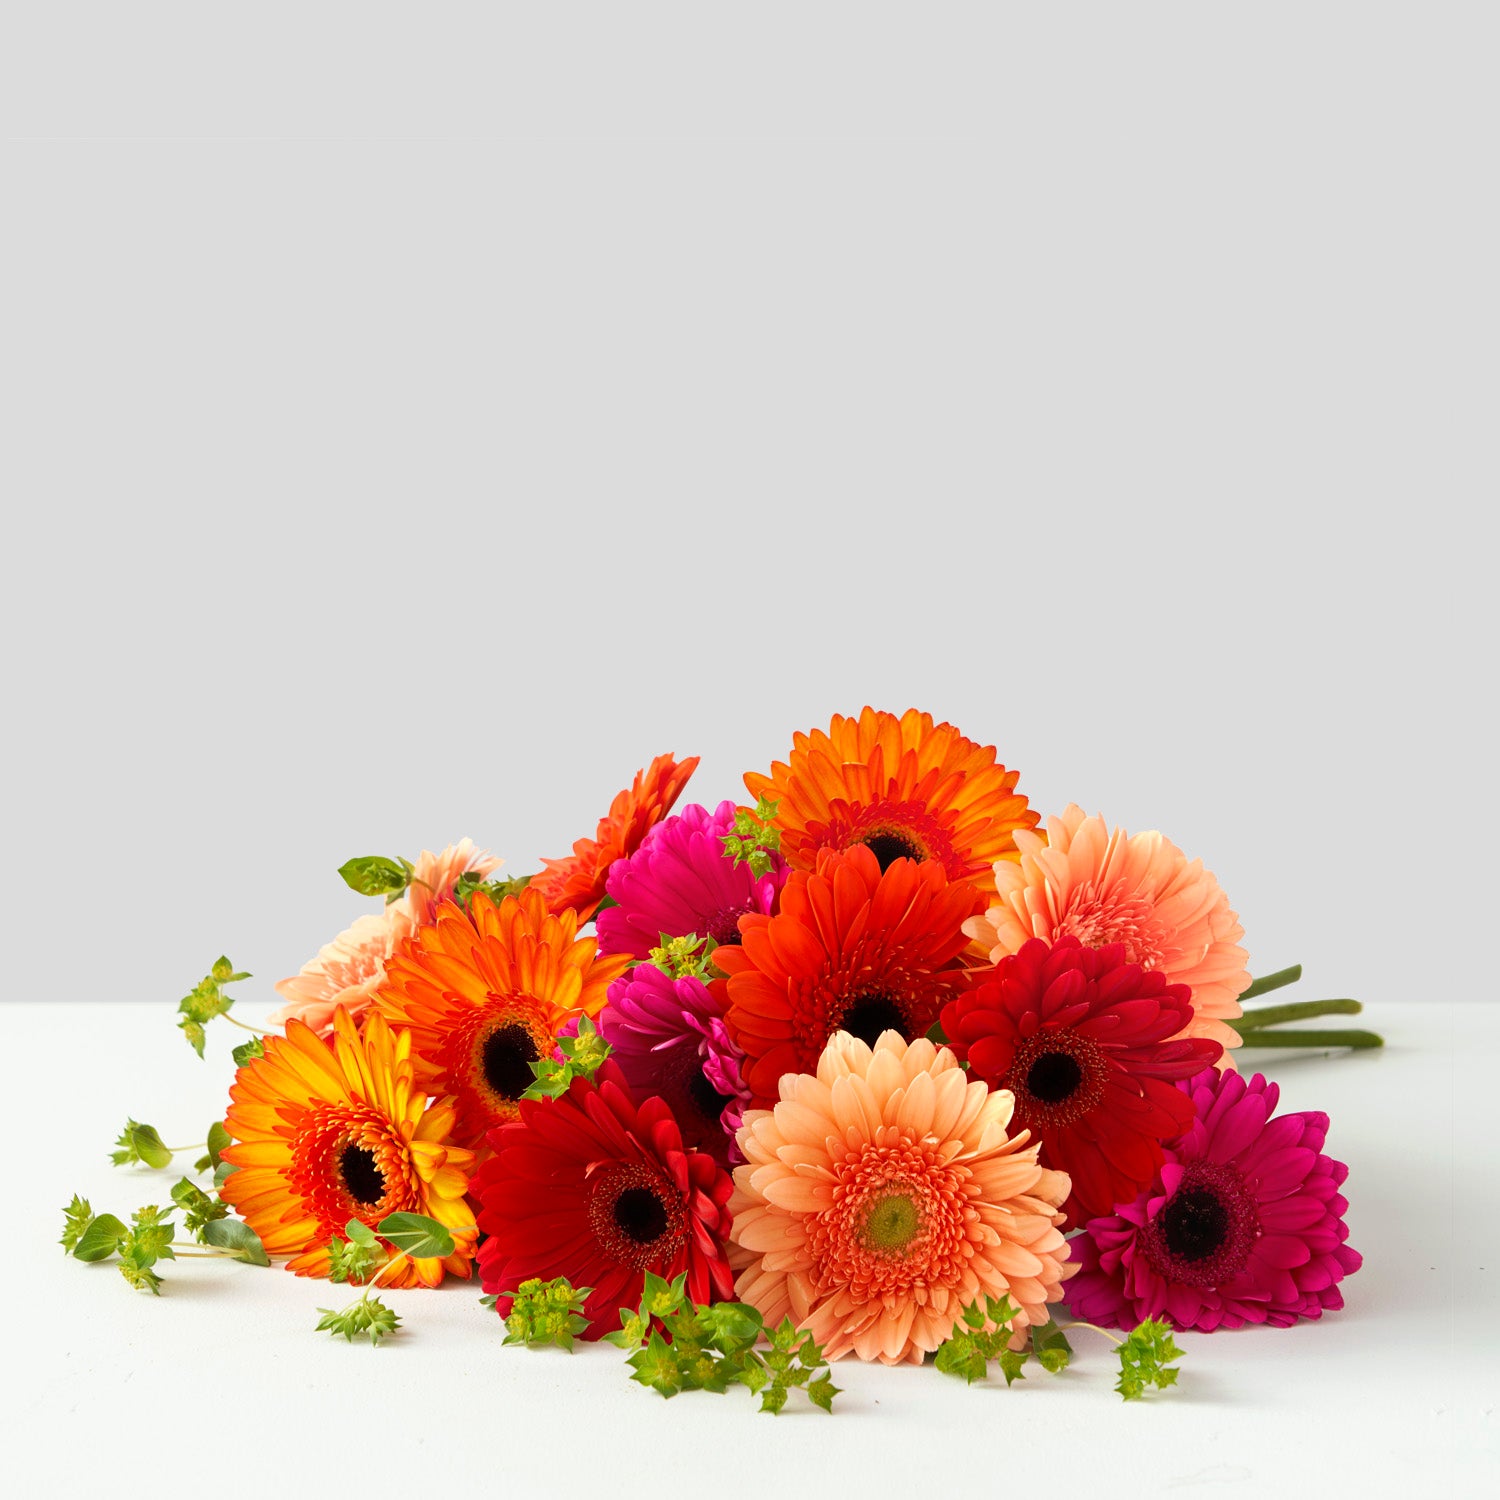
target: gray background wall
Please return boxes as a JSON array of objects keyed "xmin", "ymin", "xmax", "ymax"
[{"xmin": 2, "ymin": 7, "xmax": 1492, "ymax": 1015}]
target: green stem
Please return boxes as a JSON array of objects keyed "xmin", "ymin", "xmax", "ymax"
[
  {"xmin": 163, "ymin": 1143, "xmax": 205, "ymax": 1154},
  {"xmin": 1055, "ymin": 1321, "xmax": 1124, "ymax": 1348},
  {"xmin": 1239, "ymin": 965, "xmax": 1303, "ymax": 1001},
  {"xmin": 170, "ymin": 1246, "xmax": 242, "ymax": 1258},
  {"xmin": 1230, "ymin": 998, "xmax": 1362, "ymax": 1032},
  {"xmin": 1234, "ymin": 1028, "xmax": 1384, "ymax": 1050},
  {"xmin": 223, "ymin": 1014, "xmax": 278, "ymax": 1036},
  {"xmin": 362, "ymin": 1249, "xmax": 411, "ymax": 1295}
]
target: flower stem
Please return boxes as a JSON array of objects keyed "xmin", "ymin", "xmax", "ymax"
[
  {"xmin": 170, "ymin": 1246, "xmax": 241, "ymax": 1257},
  {"xmin": 1239, "ymin": 965, "xmax": 1303, "ymax": 1002},
  {"xmin": 163, "ymin": 1143, "xmax": 205, "ymax": 1154},
  {"xmin": 1234, "ymin": 1027, "xmax": 1384, "ymax": 1050},
  {"xmin": 1055, "ymin": 1321, "xmax": 1124, "ymax": 1348},
  {"xmin": 1230, "ymin": 998, "xmax": 1362, "ymax": 1031},
  {"xmin": 223, "ymin": 1014, "xmax": 279, "ymax": 1036}
]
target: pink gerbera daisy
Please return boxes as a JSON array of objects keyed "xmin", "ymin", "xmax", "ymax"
[
  {"xmin": 596, "ymin": 964, "xmax": 752, "ymax": 1169},
  {"xmin": 966, "ymin": 805, "xmax": 1251, "ymax": 1063},
  {"xmin": 1065, "ymin": 1068, "xmax": 1362, "ymax": 1331},
  {"xmin": 597, "ymin": 801, "xmax": 786, "ymax": 961}
]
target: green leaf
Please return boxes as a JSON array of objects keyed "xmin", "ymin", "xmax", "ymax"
[
  {"xmin": 337, "ymin": 856, "xmax": 413, "ymax": 899},
  {"xmin": 806, "ymin": 1373, "xmax": 839, "ymax": 1412},
  {"xmin": 111, "ymin": 1119, "xmax": 174, "ymax": 1170},
  {"xmin": 210, "ymin": 956, "xmax": 251, "ymax": 984},
  {"xmin": 73, "ymin": 1212, "xmax": 128, "ymax": 1262},
  {"xmin": 203, "ymin": 1216, "xmax": 270, "ymax": 1266},
  {"xmin": 118, "ymin": 1251, "xmax": 164, "ymax": 1294},
  {"xmin": 1032, "ymin": 1319, "xmax": 1073, "ymax": 1374},
  {"xmin": 194, "ymin": 1120, "xmax": 233, "ymax": 1173},
  {"xmin": 375, "ymin": 1211, "xmax": 455, "ymax": 1259},
  {"xmin": 171, "ymin": 1177, "xmax": 228, "ymax": 1238},
  {"xmin": 214, "ymin": 1160, "xmax": 237, "ymax": 1187},
  {"xmin": 180, "ymin": 1019, "xmax": 207, "ymax": 1058},
  {"xmin": 231, "ymin": 1037, "xmax": 265, "ymax": 1067},
  {"xmin": 326, "ymin": 1235, "xmax": 385, "ymax": 1285},
  {"xmin": 1115, "ymin": 1318, "xmax": 1184, "ymax": 1401},
  {"xmin": 344, "ymin": 1218, "xmax": 379, "ymax": 1247},
  {"xmin": 61, "ymin": 1195, "xmax": 95, "ymax": 1254},
  {"xmin": 626, "ymin": 1331, "xmax": 683, "ymax": 1396},
  {"xmin": 316, "ymin": 1295, "xmax": 401, "ymax": 1346}
]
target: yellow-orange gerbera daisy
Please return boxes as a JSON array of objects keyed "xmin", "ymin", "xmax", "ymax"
[
  {"xmin": 965, "ymin": 804, "xmax": 1251, "ymax": 1064},
  {"xmin": 374, "ymin": 888, "xmax": 631, "ymax": 1148},
  {"xmin": 730, "ymin": 1032, "xmax": 1073, "ymax": 1365},
  {"xmin": 219, "ymin": 1009, "xmax": 477, "ymax": 1287},
  {"xmin": 743, "ymin": 708, "xmax": 1037, "ymax": 895},
  {"xmin": 530, "ymin": 752, "xmax": 700, "ymax": 920}
]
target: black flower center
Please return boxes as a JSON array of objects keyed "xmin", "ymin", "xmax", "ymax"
[
  {"xmin": 1026, "ymin": 1051, "xmax": 1083, "ymax": 1104},
  {"xmin": 612, "ymin": 1186, "xmax": 669, "ymax": 1246},
  {"xmin": 483, "ymin": 1023, "xmax": 540, "ymax": 1101},
  {"xmin": 687, "ymin": 1066, "xmax": 734, "ymax": 1122},
  {"xmin": 1160, "ymin": 1186, "xmax": 1231, "ymax": 1263},
  {"xmin": 340, "ymin": 1144, "xmax": 385, "ymax": 1205},
  {"xmin": 839, "ymin": 995, "xmax": 909, "ymax": 1046},
  {"xmin": 862, "ymin": 831, "xmax": 923, "ymax": 872}
]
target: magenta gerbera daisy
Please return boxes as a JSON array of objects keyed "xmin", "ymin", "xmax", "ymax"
[
  {"xmin": 1065, "ymin": 1068, "xmax": 1362, "ymax": 1331},
  {"xmin": 597, "ymin": 800, "xmax": 787, "ymax": 961},
  {"xmin": 597, "ymin": 964, "xmax": 751, "ymax": 1169}
]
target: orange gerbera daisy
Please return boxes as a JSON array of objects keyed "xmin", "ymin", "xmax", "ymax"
[
  {"xmin": 966, "ymin": 805, "xmax": 1251, "ymax": 1063},
  {"xmin": 715, "ymin": 844, "xmax": 975, "ymax": 1108},
  {"xmin": 374, "ymin": 888, "xmax": 631, "ymax": 1148},
  {"xmin": 219, "ymin": 1009, "xmax": 477, "ymax": 1287},
  {"xmin": 730, "ymin": 1032, "xmax": 1073, "ymax": 1365},
  {"xmin": 744, "ymin": 708, "xmax": 1037, "ymax": 895},
  {"xmin": 531, "ymin": 752, "xmax": 700, "ymax": 920}
]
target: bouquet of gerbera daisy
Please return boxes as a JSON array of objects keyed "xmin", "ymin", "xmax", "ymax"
[{"xmin": 61, "ymin": 708, "xmax": 1370, "ymax": 1411}]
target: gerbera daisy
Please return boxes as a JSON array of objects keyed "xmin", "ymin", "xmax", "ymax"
[
  {"xmin": 966, "ymin": 804, "xmax": 1251, "ymax": 1061},
  {"xmin": 715, "ymin": 844, "xmax": 975, "ymax": 1108},
  {"xmin": 399, "ymin": 837, "xmax": 502, "ymax": 926},
  {"xmin": 270, "ymin": 838, "xmax": 501, "ymax": 1037},
  {"xmin": 940, "ymin": 936, "xmax": 1223, "ymax": 1225},
  {"xmin": 730, "ymin": 1032, "xmax": 1073, "ymax": 1365},
  {"xmin": 596, "ymin": 800, "xmax": 786, "ymax": 961},
  {"xmin": 270, "ymin": 907, "xmax": 414, "ymax": 1036},
  {"xmin": 743, "ymin": 708, "xmax": 1037, "ymax": 894},
  {"xmin": 531, "ymin": 752, "xmax": 700, "ymax": 920},
  {"xmin": 473, "ymin": 1060, "xmax": 735, "ymax": 1336},
  {"xmin": 1065, "ymin": 1068, "xmax": 1362, "ymax": 1331},
  {"xmin": 219, "ymin": 1009, "xmax": 477, "ymax": 1286},
  {"xmin": 596, "ymin": 964, "xmax": 751, "ymax": 1168},
  {"xmin": 373, "ymin": 888, "xmax": 630, "ymax": 1149}
]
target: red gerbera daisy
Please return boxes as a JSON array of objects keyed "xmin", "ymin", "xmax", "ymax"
[
  {"xmin": 473, "ymin": 1060, "xmax": 735, "ymax": 1337},
  {"xmin": 940, "ymin": 936, "xmax": 1223, "ymax": 1226},
  {"xmin": 715, "ymin": 844, "xmax": 975, "ymax": 1108},
  {"xmin": 531, "ymin": 752, "xmax": 700, "ymax": 920}
]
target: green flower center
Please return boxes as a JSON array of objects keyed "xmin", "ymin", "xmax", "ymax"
[{"xmin": 862, "ymin": 1191, "xmax": 921, "ymax": 1253}]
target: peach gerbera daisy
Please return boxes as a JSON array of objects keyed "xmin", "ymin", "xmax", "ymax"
[
  {"xmin": 220, "ymin": 1009, "xmax": 477, "ymax": 1287},
  {"xmin": 730, "ymin": 1031, "xmax": 1073, "ymax": 1366},
  {"xmin": 271, "ymin": 839, "xmax": 501, "ymax": 1036},
  {"xmin": 270, "ymin": 908, "xmax": 413, "ymax": 1037},
  {"xmin": 374, "ymin": 887, "xmax": 631, "ymax": 1148},
  {"xmin": 399, "ymin": 838, "xmax": 502, "ymax": 925},
  {"xmin": 743, "ymin": 708, "xmax": 1037, "ymax": 895},
  {"xmin": 966, "ymin": 805, "xmax": 1251, "ymax": 1063},
  {"xmin": 530, "ymin": 752, "xmax": 700, "ymax": 920}
]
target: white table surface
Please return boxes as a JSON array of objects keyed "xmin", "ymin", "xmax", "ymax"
[{"xmin": 8, "ymin": 1000, "xmax": 1495, "ymax": 1499}]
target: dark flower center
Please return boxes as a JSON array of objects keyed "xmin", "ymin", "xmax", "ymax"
[
  {"xmin": 687, "ymin": 1066, "xmax": 734, "ymax": 1122},
  {"xmin": 861, "ymin": 831, "xmax": 924, "ymax": 871},
  {"xmin": 612, "ymin": 1186, "xmax": 669, "ymax": 1245},
  {"xmin": 1160, "ymin": 1186, "xmax": 1231, "ymax": 1262},
  {"xmin": 839, "ymin": 995, "xmax": 909, "ymax": 1046},
  {"xmin": 340, "ymin": 1144, "xmax": 385, "ymax": 1205},
  {"xmin": 483, "ymin": 1023, "xmax": 540, "ymax": 1101},
  {"xmin": 1026, "ymin": 1051, "xmax": 1083, "ymax": 1104},
  {"xmin": 707, "ymin": 904, "xmax": 750, "ymax": 946}
]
